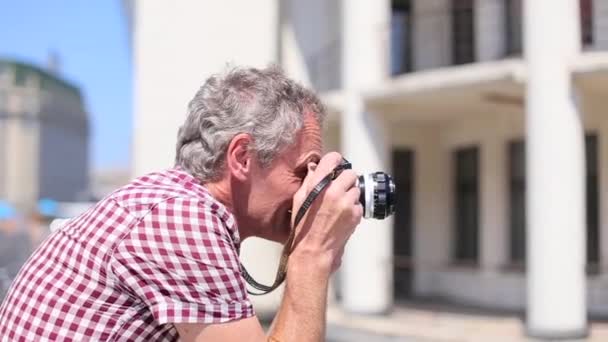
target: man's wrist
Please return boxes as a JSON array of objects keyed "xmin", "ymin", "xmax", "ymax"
[
  {"xmin": 288, "ymin": 250, "xmax": 333, "ymax": 278},
  {"xmin": 270, "ymin": 246, "xmax": 332, "ymax": 341}
]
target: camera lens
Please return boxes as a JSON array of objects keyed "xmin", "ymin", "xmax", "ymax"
[{"xmin": 357, "ymin": 172, "xmax": 396, "ymax": 220}]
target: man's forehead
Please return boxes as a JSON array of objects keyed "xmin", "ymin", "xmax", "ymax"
[
  {"xmin": 283, "ymin": 114, "xmax": 322, "ymax": 164},
  {"xmin": 299, "ymin": 115, "xmax": 322, "ymax": 151}
]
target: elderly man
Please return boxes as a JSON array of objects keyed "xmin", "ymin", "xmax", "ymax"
[{"xmin": 0, "ymin": 66, "xmax": 362, "ymax": 341}]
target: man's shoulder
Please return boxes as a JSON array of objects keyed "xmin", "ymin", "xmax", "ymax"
[
  {"xmin": 108, "ymin": 167, "xmax": 217, "ymax": 217},
  {"xmin": 109, "ymin": 170, "xmax": 243, "ymax": 267},
  {"xmin": 106, "ymin": 167, "xmax": 240, "ymax": 246}
]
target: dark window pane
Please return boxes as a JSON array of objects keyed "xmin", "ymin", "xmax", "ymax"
[
  {"xmin": 580, "ymin": 0, "xmax": 593, "ymax": 45},
  {"xmin": 509, "ymin": 140, "xmax": 526, "ymax": 264},
  {"xmin": 586, "ymin": 134, "xmax": 599, "ymax": 264},
  {"xmin": 391, "ymin": 0, "xmax": 412, "ymax": 75},
  {"xmin": 452, "ymin": 0, "xmax": 475, "ymax": 65},
  {"xmin": 453, "ymin": 146, "xmax": 479, "ymax": 263},
  {"xmin": 392, "ymin": 149, "xmax": 414, "ymax": 298},
  {"xmin": 505, "ymin": 0, "xmax": 523, "ymax": 55}
]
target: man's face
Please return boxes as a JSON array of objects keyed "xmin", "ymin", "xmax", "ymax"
[{"xmin": 246, "ymin": 114, "xmax": 322, "ymax": 243}]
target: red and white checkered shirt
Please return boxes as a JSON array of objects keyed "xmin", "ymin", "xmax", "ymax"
[{"xmin": 0, "ymin": 168, "xmax": 254, "ymax": 341}]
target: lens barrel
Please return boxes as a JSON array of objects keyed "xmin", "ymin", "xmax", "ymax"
[{"xmin": 357, "ymin": 172, "xmax": 396, "ymax": 220}]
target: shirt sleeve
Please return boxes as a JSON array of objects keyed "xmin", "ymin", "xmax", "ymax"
[{"xmin": 109, "ymin": 197, "xmax": 254, "ymax": 325}]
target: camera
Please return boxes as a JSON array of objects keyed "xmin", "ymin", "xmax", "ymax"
[{"xmin": 335, "ymin": 158, "xmax": 396, "ymax": 220}]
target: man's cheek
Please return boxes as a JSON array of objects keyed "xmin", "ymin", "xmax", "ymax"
[{"xmin": 292, "ymin": 183, "xmax": 307, "ymax": 206}]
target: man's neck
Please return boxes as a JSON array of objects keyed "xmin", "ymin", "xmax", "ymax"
[
  {"xmin": 205, "ymin": 179, "xmax": 255, "ymax": 241},
  {"xmin": 205, "ymin": 180, "xmax": 233, "ymax": 212}
]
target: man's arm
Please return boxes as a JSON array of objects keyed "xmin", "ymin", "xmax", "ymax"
[
  {"xmin": 176, "ymin": 152, "xmax": 360, "ymax": 341},
  {"xmin": 266, "ymin": 252, "xmax": 332, "ymax": 340},
  {"xmin": 174, "ymin": 254, "xmax": 330, "ymax": 341},
  {"xmin": 174, "ymin": 317, "xmax": 265, "ymax": 341}
]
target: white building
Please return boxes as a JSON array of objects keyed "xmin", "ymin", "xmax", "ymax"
[
  {"xmin": 0, "ymin": 59, "xmax": 90, "ymax": 210},
  {"xmin": 127, "ymin": 0, "xmax": 608, "ymax": 338}
]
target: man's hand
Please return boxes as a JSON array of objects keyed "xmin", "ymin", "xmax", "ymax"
[
  {"xmin": 266, "ymin": 152, "xmax": 363, "ymax": 341},
  {"xmin": 290, "ymin": 152, "xmax": 363, "ymax": 273}
]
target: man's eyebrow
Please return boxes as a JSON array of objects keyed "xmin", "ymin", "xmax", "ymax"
[{"xmin": 305, "ymin": 154, "xmax": 321, "ymax": 164}]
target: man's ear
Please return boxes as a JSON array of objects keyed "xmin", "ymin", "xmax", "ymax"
[{"xmin": 226, "ymin": 133, "xmax": 253, "ymax": 181}]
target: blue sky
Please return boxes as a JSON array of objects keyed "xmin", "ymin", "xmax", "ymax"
[{"xmin": 0, "ymin": 0, "xmax": 132, "ymax": 170}]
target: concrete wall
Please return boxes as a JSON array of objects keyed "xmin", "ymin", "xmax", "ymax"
[
  {"xmin": 280, "ymin": 0, "xmax": 341, "ymax": 92},
  {"xmin": 132, "ymin": 0, "xmax": 280, "ymax": 178}
]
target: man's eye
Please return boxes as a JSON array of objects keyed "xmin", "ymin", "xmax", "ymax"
[{"xmin": 296, "ymin": 168, "xmax": 308, "ymax": 179}]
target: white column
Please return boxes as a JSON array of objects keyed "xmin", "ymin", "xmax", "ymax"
[
  {"xmin": 475, "ymin": 0, "xmax": 506, "ymax": 61},
  {"xmin": 480, "ymin": 136, "xmax": 507, "ymax": 273},
  {"xmin": 525, "ymin": 0, "xmax": 587, "ymax": 338},
  {"xmin": 341, "ymin": 0, "xmax": 392, "ymax": 314}
]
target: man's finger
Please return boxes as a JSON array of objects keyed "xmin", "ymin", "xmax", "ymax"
[
  {"xmin": 309, "ymin": 152, "xmax": 343, "ymax": 184},
  {"xmin": 291, "ymin": 151, "xmax": 345, "ymax": 223},
  {"xmin": 331, "ymin": 170, "xmax": 358, "ymax": 192}
]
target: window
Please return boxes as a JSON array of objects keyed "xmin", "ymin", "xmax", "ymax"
[
  {"xmin": 508, "ymin": 135, "xmax": 599, "ymax": 267},
  {"xmin": 391, "ymin": 0, "xmax": 412, "ymax": 75},
  {"xmin": 580, "ymin": 0, "xmax": 593, "ymax": 46},
  {"xmin": 586, "ymin": 135, "xmax": 599, "ymax": 267},
  {"xmin": 392, "ymin": 149, "xmax": 414, "ymax": 298},
  {"xmin": 452, "ymin": 0, "xmax": 475, "ymax": 65},
  {"xmin": 509, "ymin": 140, "xmax": 526, "ymax": 264},
  {"xmin": 505, "ymin": 0, "xmax": 523, "ymax": 56},
  {"xmin": 453, "ymin": 147, "xmax": 479, "ymax": 264}
]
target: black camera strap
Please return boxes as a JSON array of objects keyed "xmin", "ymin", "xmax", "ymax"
[{"xmin": 240, "ymin": 160, "xmax": 351, "ymax": 295}]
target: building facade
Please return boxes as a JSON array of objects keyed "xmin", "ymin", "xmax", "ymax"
[
  {"xmin": 127, "ymin": 0, "xmax": 608, "ymax": 335},
  {"xmin": 0, "ymin": 59, "xmax": 90, "ymax": 210}
]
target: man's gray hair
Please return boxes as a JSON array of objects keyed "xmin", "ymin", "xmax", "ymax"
[{"xmin": 175, "ymin": 65, "xmax": 326, "ymax": 182}]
